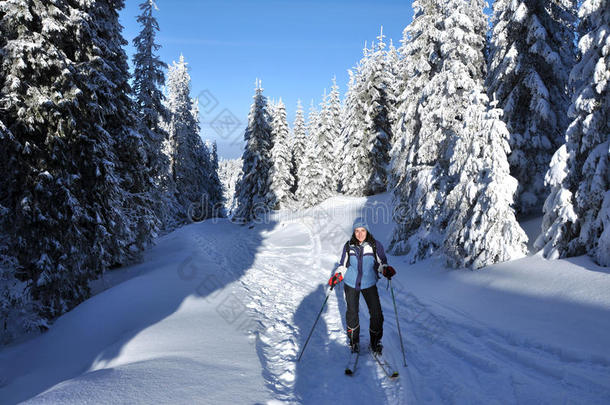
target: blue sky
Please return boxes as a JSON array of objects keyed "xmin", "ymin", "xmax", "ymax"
[{"xmin": 119, "ymin": 0, "xmax": 415, "ymax": 159}]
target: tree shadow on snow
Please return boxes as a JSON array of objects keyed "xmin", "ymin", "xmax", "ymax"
[
  {"xmin": 562, "ymin": 255, "xmax": 610, "ymax": 275},
  {"xmin": 0, "ymin": 216, "xmax": 277, "ymax": 404}
]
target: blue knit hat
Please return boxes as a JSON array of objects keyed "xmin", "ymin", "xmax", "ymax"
[{"xmin": 352, "ymin": 217, "xmax": 368, "ymax": 231}]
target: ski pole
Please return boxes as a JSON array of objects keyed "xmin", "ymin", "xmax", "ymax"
[
  {"xmin": 297, "ymin": 287, "xmax": 332, "ymax": 362},
  {"xmin": 389, "ymin": 279, "xmax": 407, "ymax": 367}
]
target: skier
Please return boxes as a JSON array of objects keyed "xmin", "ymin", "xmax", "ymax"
[{"xmin": 328, "ymin": 218, "xmax": 396, "ymax": 354}]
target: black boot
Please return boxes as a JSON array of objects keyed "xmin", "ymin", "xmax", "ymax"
[
  {"xmin": 369, "ymin": 341, "xmax": 382, "ymax": 355},
  {"xmin": 370, "ymin": 328, "xmax": 383, "ymax": 354}
]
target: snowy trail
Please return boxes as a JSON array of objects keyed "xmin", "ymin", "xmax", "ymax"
[
  {"xmin": 238, "ymin": 208, "xmax": 410, "ymax": 404},
  {"xmin": 1, "ymin": 193, "xmax": 609, "ymax": 404},
  {"xmin": 384, "ymin": 286, "xmax": 610, "ymax": 404},
  {"xmin": 236, "ymin": 195, "xmax": 610, "ymax": 404}
]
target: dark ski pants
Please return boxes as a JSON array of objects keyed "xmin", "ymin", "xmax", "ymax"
[{"xmin": 344, "ymin": 284, "xmax": 383, "ymax": 346}]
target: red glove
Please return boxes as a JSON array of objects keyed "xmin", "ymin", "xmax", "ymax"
[
  {"xmin": 328, "ymin": 272, "xmax": 343, "ymax": 290},
  {"xmin": 382, "ymin": 265, "xmax": 396, "ymax": 280}
]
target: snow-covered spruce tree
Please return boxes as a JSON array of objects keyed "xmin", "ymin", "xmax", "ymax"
[
  {"xmin": 442, "ymin": 0, "xmax": 527, "ymax": 267},
  {"xmin": 341, "ymin": 30, "xmax": 394, "ymax": 196},
  {"xmin": 233, "ymin": 80, "xmax": 275, "ymax": 223},
  {"xmin": 191, "ymin": 96, "xmax": 223, "ymax": 219},
  {"xmin": 315, "ymin": 88, "xmax": 338, "ymax": 192},
  {"xmin": 390, "ymin": 0, "xmax": 470, "ymax": 258},
  {"xmin": 536, "ymin": 0, "xmax": 609, "ymax": 266},
  {"xmin": 297, "ymin": 87, "xmax": 340, "ymax": 199},
  {"xmin": 444, "ymin": 95, "xmax": 528, "ymax": 268},
  {"xmin": 0, "ymin": 0, "xmax": 87, "ymax": 322},
  {"xmin": 165, "ymin": 56, "xmax": 215, "ymax": 221},
  {"xmin": 368, "ymin": 33, "xmax": 396, "ymax": 193},
  {"xmin": 390, "ymin": 0, "xmax": 527, "ymax": 267},
  {"xmin": 132, "ymin": 0, "xmax": 178, "ymax": 230},
  {"xmin": 295, "ymin": 100, "xmax": 335, "ymax": 207},
  {"xmin": 0, "ymin": 0, "xmax": 150, "ymax": 320},
  {"xmin": 293, "ymin": 100, "xmax": 317, "ymax": 199},
  {"xmin": 269, "ymin": 98, "xmax": 294, "ymax": 209},
  {"xmin": 326, "ymin": 77, "xmax": 343, "ymax": 192},
  {"xmin": 340, "ymin": 65, "xmax": 369, "ymax": 195},
  {"xmin": 133, "ymin": 0, "xmax": 169, "ymax": 171},
  {"xmin": 307, "ymin": 99, "xmax": 320, "ymax": 136},
  {"xmin": 88, "ymin": 0, "xmax": 159, "ymax": 263},
  {"xmin": 218, "ymin": 158, "xmax": 242, "ymax": 216},
  {"xmin": 290, "ymin": 99, "xmax": 307, "ymax": 193},
  {"xmin": 390, "ymin": 0, "xmax": 471, "ymax": 257},
  {"xmin": 207, "ymin": 140, "xmax": 225, "ymax": 216},
  {"xmin": 487, "ymin": 0, "xmax": 577, "ymax": 214},
  {"xmin": 389, "ymin": 0, "xmax": 444, "ymax": 193},
  {"xmin": 385, "ymin": 39, "xmax": 401, "ymax": 157}
]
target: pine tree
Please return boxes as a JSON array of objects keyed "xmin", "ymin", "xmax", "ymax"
[
  {"xmin": 444, "ymin": 95, "xmax": 528, "ymax": 268},
  {"xmin": 291, "ymin": 99, "xmax": 307, "ymax": 193},
  {"xmin": 390, "ymin": 0, "xmax": 527, "ymax": 267},
  {"xmin": 295, "ymin": 101, "xmax": 335, "ymax": 207},
  {"xmin": 269, "ymin": 99, "xmax": 294, "ymax": 209},
  {"xmin": 193, "ymin": 90, "xmax": 223, "ymax": 220},
  {"xmin": 385, "ymin": 38, "xmax": 401, "ymax": 162},
  {"xmin": 132, "ymin": 0, "xmax": 176, "ymax": 230},
  {"xmin": 165, "ymin": 56, "xmax": 213, "ymax": 220},
  {"xmin": 88, "ymin": 0, "xmax": 158, "ymax": 263},
  {"xmin": 133, "ymin": 0, "xmax": 167, "ymax": 133},
  {"xmin": 0, "ymin": 0, "xmax": 149, "ymax": 320},
  {"xmin": 486, "ymin": 0, "xmax": 577, "ymax": 214},
  {"xmin": 316, "ymin": 89, "xmax": 338, "ymax": 190},
  {"xmin": 218, "ymin": 158, "xmax": 243, "ymax": 217},
  {"xmin": 389, "ymin": 0, "xmax": 444, "ymax": 192},
  {"xmin": 341, "ymin": 29, "xmax": 394, "ymax": 196},
  {"xmin": 308, "ymin": 87, "xmax": 338, "ymax": 197},
  {"xmin": 233, "ymin": 80, "xmax": 274, "ymax": 222},
  {"xmin": 326, "ymin": 77, "xmax": 343, "ymax": 192},
  {"xmin": 340, "ymin": 64, "xmax": 370, "ymax": 196},
  {"xmin": 304, "ymin": 102, "xmax": 318, "ymax": 145},
  {"xmin": 207, "ymin": 140, "xmax": 225, "ymax": 216},
  {"xmin": 390, "ymin": 0, "xmax": 470, "ymax": 257},
  {"xmin": 368, "ymin": 31, "xmax": 395, "ymax": 193},
  {"xmin": 536, "ymin": 0, "xmax": 609, "ymax": 266}
]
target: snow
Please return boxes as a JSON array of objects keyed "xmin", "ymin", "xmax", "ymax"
[
  {"xmin": 0, "ymin": 220, "xmax": 271, "ymax": 404},
  {"xmin": 1, "ymin": 193, "xmax": 610, "ymax": 404}
]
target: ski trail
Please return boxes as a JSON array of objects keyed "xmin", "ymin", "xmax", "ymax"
[
  {"xmin": 236, "ymin": 208, "xmax": 410, "ymax": 404},
  {"xmin": 386, "ymin": 287, "xmax": 610, "ymax": 404},
  {"xmin": 218, "ymin": 196, "xmax": 610, "ymax": 404},
  {"xmin": 237, "ymin": 219, "xmax": 318, "ymax": 402}
]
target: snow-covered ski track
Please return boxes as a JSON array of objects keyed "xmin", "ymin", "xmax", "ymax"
[
  {"xmin": 237, "ymin": 213, "xmax": 409, "ymax": 404},
  {"xmin": 386, "ymin": 289, "xmax": 610, "ymax": 404},
  {"xmin": 232, "ymin": 207, "xmax": 610, "ymax": 404}
]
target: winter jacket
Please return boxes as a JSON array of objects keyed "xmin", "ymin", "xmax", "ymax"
[{"xmin": 336, "ymin": 239, "xmax": 388, "ymax": 291}]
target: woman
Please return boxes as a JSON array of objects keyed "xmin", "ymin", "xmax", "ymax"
[{"xmin": 328, "ymin": 219, "xmax": 396, "ymax": 354}]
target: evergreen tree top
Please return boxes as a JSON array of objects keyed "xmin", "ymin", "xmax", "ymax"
[{"xmin": 376, "ymin": 25, "xmax": 386, "ymax": 51}]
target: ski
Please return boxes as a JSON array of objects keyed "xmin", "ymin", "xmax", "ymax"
[
  {"xmin": 344, "ymin": 349, "xmax": 360, "ymax": 375},
  {"xmin": 370, "ymin": 348, "xmax": 399, "ymax": 379}
]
